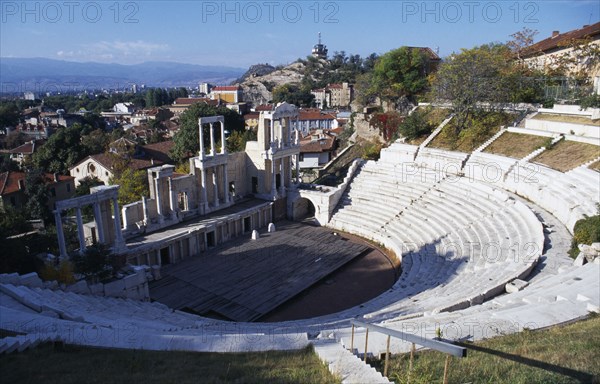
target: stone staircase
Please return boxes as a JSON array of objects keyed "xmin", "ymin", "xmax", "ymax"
[
  {"xmin": 419, "ymin": 114, "xmax": 454, "ymax": 149},
  {"xmin": 313, "ymin": 338, "xmax": 392, "ymax": 384},
  {"xmin": 520, "ymin": 135, "xmax": 564, "ymax": 163},
  {"xmin": 0, "ymin": 333, "xmax": 60, "ymax": 354},
  {"xmin": 473, "ymin": 127, "xmax": 507, "ymax": 153}
]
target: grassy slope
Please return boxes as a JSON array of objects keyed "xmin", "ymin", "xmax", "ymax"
[
  {"xmin": 484, "ymin": 132, "xmax": 549, "ymax": 159},
  {"xmin": 531, "ymin": 113, "xmax": 600, "ymax": 126},
  {"xmin": 533, "ymin": 140, "xmax": 600, "ymax": 172},
  {"xmin": 429, "ymin": 111, "xmax": 516, "ymax": 152},
  {"xmin": 0, "ymin": 345, "xmax": 339, "ymax": 384},
  {"xmin": 373, "ymin": 315, "xmax": 600, "ymax": 384}
]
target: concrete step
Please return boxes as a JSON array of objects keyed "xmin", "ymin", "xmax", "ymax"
[{"xmin": 313, "ymin": 339, "xmax": 392, "ymax": 384}]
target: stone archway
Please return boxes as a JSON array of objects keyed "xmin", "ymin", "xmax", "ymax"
[{"xmin": 290, "ymin": 197, "xmax": 317, "ymax": 222}]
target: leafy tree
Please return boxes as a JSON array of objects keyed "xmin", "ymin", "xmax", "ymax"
[
  {"xmin": 75, "ymin": 176, "xmax": 104, "ymax": 219},
  {"xmin": 109, "ymin": 168, "xmax": 149, "ymax": 207},
  {"xmin": 72, "ymin": 243, "xmax": 114, "ymax": 283},
  {"xmin": 32, "ymin": 125, "xmax": 86, "ymax": 174},
  {"xmin": 227, "ymin": 129, "xmax": 257, "ymax": 153},
  {"xmin": 76, "ymin": 176, "xmax": 104, "ymax": 196},
  {"xmin": 24, "ymin": 169, "xmax": 51, "ymax": 223},
  {"xmin": 0, "ymin": 154, "xmax": 19, "ymax": 172},
  {"xmin": 0, "ymin": 206, "xmax": 32, "ymax": 238},
  {"xmin": 507, "ymin": 27, "xmax": 539, "ymax": 61},
  {"xmin": 5, "ymin": 131, "xmax": 27, "ymax": 149},
  {"xmin": 81, "ymin": 129, "xmax": 110, "ymax": 155},
  {"xmin": 370, "ymin": 47, "xmax": 430, "ymax": 103},
  {"xmin": 369, "ymin": 112, "xmax": 404, "ymax": 141},
  {"xmin": 432, "ymin": 44, "xmax": 516, "ymax": 131},
  {"xmin": 272, "ymin": 84, "xmax": 314, "ymax": 107},
  {"xmin": 171, "ymin": 102, "xmax": 244, "ymax": 163},
  {"xmin": 552, "ymin": 36, "xmax": 600, "ymax": 85},
  {"xmin": 0, "ymin": 102, "xmax": 20, "ymax": 129},
  {"xmin": 0, "ymin": 206, "xmax": 53, "ymax": 274},
  {"xmin": 398, "ymin": 109, "xmax": 434, "ymax": 141}
]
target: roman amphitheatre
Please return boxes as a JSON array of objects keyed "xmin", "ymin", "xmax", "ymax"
[{"xmin": 1, "ymin": 103, "xmax": 599, "ymax": 383}]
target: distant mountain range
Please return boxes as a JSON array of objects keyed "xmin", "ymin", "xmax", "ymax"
[{"xmin": 0, "ymin": 58, "xmax": 246, "ymax": 91}]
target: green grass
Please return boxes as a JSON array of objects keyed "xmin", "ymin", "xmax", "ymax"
[
  {"xmin": 371, "ymin": 315, "xmax": 600, "ymax": 384},
  {"xmin": 429, "ymin": 111, "xmax": 516, "ymax": 152},
  {"xmin": 0, "ymin": 344, "xmax": 339, "ymax": 384},
  {"xmin": 533, "ymin": 140, "xmax": 600, "ymax": 172},
  {"xmin": 531, "ymin": 113, "xmax": 600, "ymax": 126},
  {"xmin": 407, "ymin": 107, "xmax": 451, "ymax": 145},
  {"xmin": 484, "ymin": 132, "xmax": 550, "ymax": 159}
]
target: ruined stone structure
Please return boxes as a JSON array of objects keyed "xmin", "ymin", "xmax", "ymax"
[
  {"xmin": 55, "ymin": 103, "xmax": 306, "ymax": 266},
  {"xmin": 54, "ymin": 185, "xmax": 126, "ymax": 259}
]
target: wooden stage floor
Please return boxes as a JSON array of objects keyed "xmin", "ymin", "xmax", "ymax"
[{"xmin": 149, "ymin": 221, "xmax": 370, "ymax": 322}]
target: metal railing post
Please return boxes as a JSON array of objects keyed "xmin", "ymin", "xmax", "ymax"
[
  {"xmin": 384, "ymin": 334, "xmax": 391, "ymax": 377},
  {"xmin": 443, "ymin": 355, "xmax": 451, "ymax": 384},
  {"xmin": 408, "ymin": 342, "xmax": 415, "ymax": 384},
  {"xmin": 350, "ymin": 324, "xmax": 355, "ymax": 353},
  {"xmin": 363, "ymin": 328, "xmax": 369, "ymax": 362}
]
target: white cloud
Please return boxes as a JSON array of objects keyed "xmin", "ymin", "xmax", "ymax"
[{"xmin": 55, "ymin": 40, "xmax": 169, "ymax": 63}]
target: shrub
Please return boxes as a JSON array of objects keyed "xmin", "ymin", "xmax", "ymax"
[
  {"xmin": 39, "ymin": 260, "xmax": 76, "ymax": 285},
  {"xmin": 72, "ymin": 244, "xmax": 115, "ymax": 283},
  {"xmin": 398, "ymin": 110, "xmax": 433, "ymax": 141},
  {"xmin": 569, "ymin": 213, "xmax": 600, "ymax": 258}
]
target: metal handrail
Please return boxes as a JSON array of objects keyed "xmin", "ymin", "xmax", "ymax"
[{"xmin": 350, "ymin": 320, "xmax": 467, "ymax": 358}]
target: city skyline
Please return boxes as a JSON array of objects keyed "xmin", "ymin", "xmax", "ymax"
[{"xmin": 1, "ymin": 1, "xmax": 599, "ymax": 68}]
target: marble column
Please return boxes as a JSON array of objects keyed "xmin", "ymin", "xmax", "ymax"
[
  {"xmin": 220, "ymin": 122, "xmax": 227, "ymax": 155},
  {"xmin": 212, "ymin": 170, "xmax": 219, "ymax": 207},
  {"xmin": 271, "ymin": 159, "xmax": 277, "ymax": 198},
  {"xmin": 112, "ymin": 197, "xmax": 126, "ymax": 251},
  {"xmin": 54, "ymin": 210, "xmax": 68, "ymax": 259},
  {"xmin": 209, "ymin": 123, "xmax": 215, "ymax": 156},
  {"xmin": 93, "ymin": 202, "xmax": 106, "ymax": 243},
  {"xmin": 200, "ymin": 169, "xmax": 208, "ymax": 211},
  {"xmin": 75, "ymin": 207, "xmax": 86, "ymax": 253},
  {"xmin": 199, "ymin": 120, "xmax": 205, "ymax": 157},
  {"xmin": 155, "ymin": 177, "xmax": 164, "ymax": 223},
  {"xmin": 295, "ymin": 154, "xmax": 300, "ymax": 183},
  {"xmin": 279, "ymin": 160, "xmax": 285, "ymax": 196},
  {"xmin": 223, "ymin": 164, "xmax": 230, "ymax": 204}
]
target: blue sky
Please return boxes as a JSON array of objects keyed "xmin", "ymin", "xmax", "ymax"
[{"xmin": 1, "ymin": 1, "xmax": 598, "ymax": 68}]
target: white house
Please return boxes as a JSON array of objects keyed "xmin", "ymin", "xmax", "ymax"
[
  {"xmin": 113, "ymin": 102, "xmax": 136, "ymax": 114},
  {"xmin": 291, "ymin": 109, "xmax": 338, "ymax": 136},
  {"xmin": 297, "ymin": 129, "xmax": 338, "ymax": 170}
]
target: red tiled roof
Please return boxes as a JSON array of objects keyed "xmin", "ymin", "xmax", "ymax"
[
  {"xmin": 298, "ymin": 109, "xmax": 336, "ymax": 121},
  {"xmin": 299, "ymin": 131, "xmax": 337, "ymax": 153},
  {"xmin": 255, "ymin": 104, "xmax": 274, "ymax": 111},
  {"xmin": 244, "ymin": 112, "xmax": 260, "ymax": 120},
  {"xmin": 0, "ymin": 172, "xmax": 9, "ymax": 195},
  {"xmin": 141, "ymin": 140, "xmax": 176, "ymax": 163},
  {"xmin": 83, "ymin": 153, "xmax": 166, "ymax": 172},
  {"xmin": 72, "ymin": 140, "xmax": 180, "ymax": 172},
  {"xmin": 10, "ymin": 142, "xmax": 34, "ymax": 155},
  {"xmin": 522, "ymin": 22, "xmax": 600, "ymax": 57},
  {"xmin": 0, "ymin": 171, "xmax": 74, "ymax": 196}
]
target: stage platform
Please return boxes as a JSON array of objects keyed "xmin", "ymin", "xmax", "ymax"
[{"xmin": 149, "ymin": 221, "xmax": 370, "ymax": 322}]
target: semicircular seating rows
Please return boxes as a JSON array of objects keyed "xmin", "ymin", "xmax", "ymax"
[
  {"xmin": 0, "ymin": 142, "xmax": 598, "ymax": 361},
  {"xmin": 327, "ymin": 158, "xmax": 545, "ymax": 320}
]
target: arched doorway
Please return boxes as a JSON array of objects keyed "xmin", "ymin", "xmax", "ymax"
[{"xmin": 293, "ymin": 197, "xmax": 316, "ymax": 221}]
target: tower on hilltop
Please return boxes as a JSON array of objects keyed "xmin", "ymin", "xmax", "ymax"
[{"xmin": 311, "ymin": 32, "xmax": 328, "ymax": 59}]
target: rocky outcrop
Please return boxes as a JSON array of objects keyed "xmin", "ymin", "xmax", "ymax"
[{"xmin": 239, "ymin": 60, "xmax": 323, "ymax": 106}]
